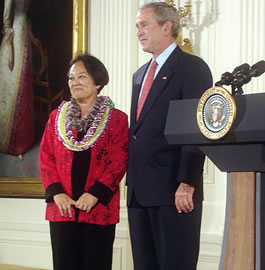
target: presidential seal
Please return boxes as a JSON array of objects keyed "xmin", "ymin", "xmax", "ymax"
[{"xmin": 197, "ymin": 86, "xmax": 236, "ymax": 140}]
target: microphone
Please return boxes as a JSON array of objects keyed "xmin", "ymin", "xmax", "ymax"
[
  {"xmin": 215, "ymin": 63, "xmax": 250, "ymax": 86},
  {"xmin": 249, "ymin": 60, "xmax": 265, "ymax": 77},
  {"xmin": 232, "ymin": 60, "xmax": 265, "ymax": 88}
]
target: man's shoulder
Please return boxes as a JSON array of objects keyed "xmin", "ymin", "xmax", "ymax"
[
  {"xmin": 178, "ymin": 49, "xmax": 209, "ymax": 66},
  {"xmin": 134, "ymin": 61, "xmax": 150, "ymax": 74}
]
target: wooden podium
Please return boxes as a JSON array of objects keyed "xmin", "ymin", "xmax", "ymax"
[{"xmin": 164, "ymin": 93, "xmax": 265, "ymax": 270}]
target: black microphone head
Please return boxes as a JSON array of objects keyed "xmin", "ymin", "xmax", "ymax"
[
  {"xmin": 250, "ymin": 60, "xmax": 265, "ymax": 77},
  {"xmin": 219, "ymin": 71, "xmax": 233, "ymax": 85},
  {"xmin": 221, "ymin": 71, "xmax": 233, "ymax": 79},
  {"xmin": 233, "ymin": 63, "xmax": 250, "ymax": 73}
]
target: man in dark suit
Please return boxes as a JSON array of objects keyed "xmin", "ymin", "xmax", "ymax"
[{"xmin": 127, "ymin": 2, "xmax": 213, "ymax": 270}]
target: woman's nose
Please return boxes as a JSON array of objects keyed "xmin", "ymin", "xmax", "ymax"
[{"xmin": 71, "ymin": 78, "xmax": 81, "ymax": 85}]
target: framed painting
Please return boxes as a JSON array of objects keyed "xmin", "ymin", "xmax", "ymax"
[{"xmin": 0, "ymin": 0, "xmax": 88, "ymax": 198}]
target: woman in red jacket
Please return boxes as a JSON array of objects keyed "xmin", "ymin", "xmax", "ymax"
[{"xmin": 39, "ymin": 54, "xmax": 129, "ymax": 270}]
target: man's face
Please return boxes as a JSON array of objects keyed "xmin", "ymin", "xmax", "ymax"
[{"xmin": 136, "ymin": 8, "xmax": 166, "ymax": 56}]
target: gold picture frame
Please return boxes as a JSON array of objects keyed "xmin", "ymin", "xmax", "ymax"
[{"xmin": 0, "ymin": 0, "xmax": 88, "ymax": 198}]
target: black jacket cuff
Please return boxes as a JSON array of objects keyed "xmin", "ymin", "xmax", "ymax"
[
  {"xmin": 45, "ymin": 182, "xmax": 65, "ymax": 202},
  {"xmin": 88, "ymin": 181, "xmax": 113, "ymax": 205}
]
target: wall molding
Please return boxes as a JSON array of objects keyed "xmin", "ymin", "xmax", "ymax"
[{"xmin": 0, "ymin": 220, "xmax": 222, "ymax": 269}]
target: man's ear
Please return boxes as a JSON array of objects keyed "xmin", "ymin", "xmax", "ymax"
[
  {"xmin": 163, "ymin": 20, "xmax": 173, "ymax": 36},
  {"xmin": 96, "ymin": 85, "xmax": 101, "ymax": 89}
]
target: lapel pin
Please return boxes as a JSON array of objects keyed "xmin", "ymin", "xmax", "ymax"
[{"xmin": 162, "ymin": 77, "xmax": 167, "ymax": 80}]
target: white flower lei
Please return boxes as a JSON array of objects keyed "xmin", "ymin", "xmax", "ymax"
[{"xmin": 55, "ymin": 96, "xmax": 114, "ymax": 151}]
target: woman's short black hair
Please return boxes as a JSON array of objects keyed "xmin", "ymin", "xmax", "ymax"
[{"xmin": 69, "ymin": 54, "xmax": 109, "ymax": 92}]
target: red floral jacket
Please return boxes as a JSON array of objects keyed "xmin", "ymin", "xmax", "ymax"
[{"xmin": 39, "ymin": 107, "xmax": 129, "ymax": 225}]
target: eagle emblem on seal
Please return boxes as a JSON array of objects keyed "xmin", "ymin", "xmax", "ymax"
[{"xmin": 209, "ymin": 100, "xmax": 225, "ymax": 127}]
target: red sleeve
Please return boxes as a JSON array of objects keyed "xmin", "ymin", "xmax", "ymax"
[
  {"xmin": 39, "ymin": 110, "xmax": 62, "ymax": 189},
  {"xmin": 94, "ymin": 109, "xmax": 129, "ymax": 192}
]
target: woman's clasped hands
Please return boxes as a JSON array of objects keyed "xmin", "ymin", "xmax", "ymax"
[{"xmin": 53, "ymin": 193, "xmax": 99, "ymax": 218}]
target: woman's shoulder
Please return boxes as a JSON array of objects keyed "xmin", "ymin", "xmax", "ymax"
[
  {"xmin": 48, "ymin": 100, "xmax": 69, "ymax": 122},
  {"xmin": 108, "ymin": 108, "xmax": 129, "ymax": 131},
  {"xmin": 111, "ymin": 107, "xmax": 128, "ymax": 121}
]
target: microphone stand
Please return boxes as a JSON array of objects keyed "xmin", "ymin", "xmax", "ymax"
[{"xmin": 231, "ymin": 84, "xmax": 243, "ymax": 96}]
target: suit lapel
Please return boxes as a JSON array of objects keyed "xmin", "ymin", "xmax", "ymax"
[
  {"xmin": 130, "ymin": 61, "xmax": 150, "ymax": 126},
  {"xmin": 133, "ymin": 47, "xmax": 182, "ymax": 131}
]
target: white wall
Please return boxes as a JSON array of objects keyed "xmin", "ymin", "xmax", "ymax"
[{"xmin": 0, "ymin": 0, "xmax": 265, "ymax": 269}]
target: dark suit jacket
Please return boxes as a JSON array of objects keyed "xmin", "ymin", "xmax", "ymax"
[{"xmin": 127, "ymin": 46, "xmax": 213, "ymax": 207}]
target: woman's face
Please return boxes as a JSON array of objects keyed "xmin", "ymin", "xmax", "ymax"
[{"xmin": 68, "ymin": 60, "xmax": 100, "ymax": 103}]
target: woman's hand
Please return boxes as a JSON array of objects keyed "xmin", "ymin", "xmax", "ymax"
[
  {"xmin": 54, "ymin": 193, "xmax": 76, "ymax": 218},
  {"xmin": 75, "ymin": 193, "xmax": 99, "ymax": 213}
]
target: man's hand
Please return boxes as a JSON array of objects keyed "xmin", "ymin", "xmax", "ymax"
[
  {"xmin": 75, "ymin": 193, "xmax": 99, "ymax": 213},
  {"xmin": 175, "ymin": 183, "xmax": 195, "ymax": 213},
  {"xmin": 54, "ymin": 193, "xmax": 76, "ymax": 218}
]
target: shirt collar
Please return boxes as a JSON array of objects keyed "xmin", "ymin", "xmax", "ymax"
[{"xmin": 154, "ymin": 42, "xmax": 177, "ymax": 68}]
